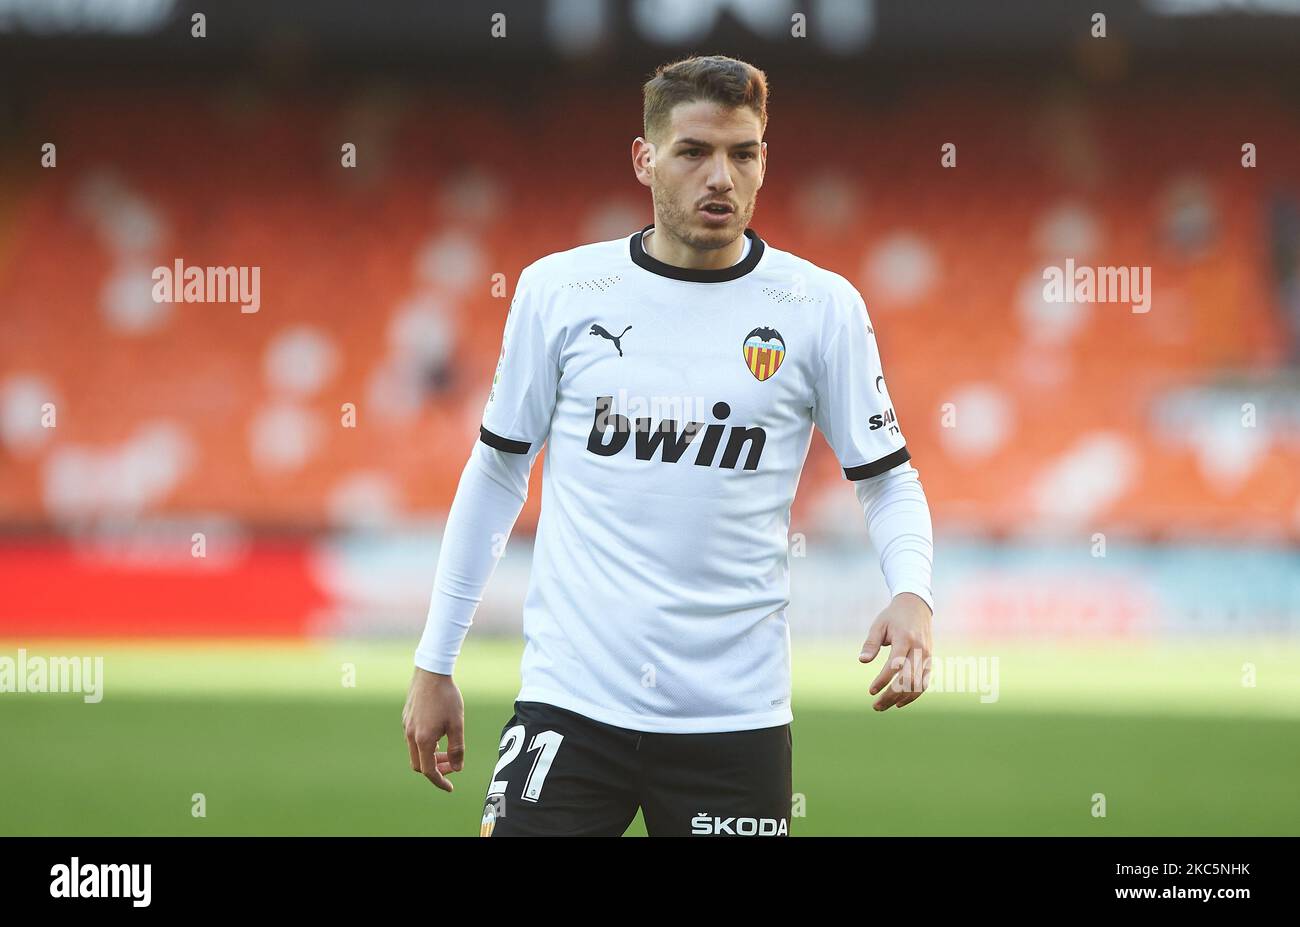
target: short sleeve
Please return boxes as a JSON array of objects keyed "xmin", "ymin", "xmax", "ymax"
[
  {"xmin": 812, "ymin": 286, "xmax": 912, "ymax": 480},
  {"xmin": 479, "ymin": 266, "xmax": 560, "ymax": 454}
]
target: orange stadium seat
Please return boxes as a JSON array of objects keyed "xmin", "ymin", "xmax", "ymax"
[{"xmin": 0, "ymin": 81, "xmax": 1297, "ymax": 537}]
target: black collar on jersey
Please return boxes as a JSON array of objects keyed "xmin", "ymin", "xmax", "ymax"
[{"xmin": 630, "ymin": 224, "xmax": 765, "ymax": 283}]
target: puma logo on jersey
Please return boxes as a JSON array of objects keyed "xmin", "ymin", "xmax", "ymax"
[
  {"xmin": 586, "ymin": 396, "xmax": 766, "ymax": 470},
  {"xmin": 589, "ymin": 323, "xmax": 632, "ymax": 356}
]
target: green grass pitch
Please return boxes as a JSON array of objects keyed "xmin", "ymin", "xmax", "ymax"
[{"xmin": 2, "ymin": 637, "xmax": 1297, "ymax": 835}]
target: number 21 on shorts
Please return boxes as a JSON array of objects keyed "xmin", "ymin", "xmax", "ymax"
[{"xmin": 488, "ymin": 725, "xmax": 564, "ymax": 802}]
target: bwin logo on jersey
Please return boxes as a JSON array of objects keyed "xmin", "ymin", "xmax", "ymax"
[
  {"xmin": 691, "ymin": 813, "xmax": 788, "ymax": 836},
  {"xmin": 586, "ymin": 396, "xmax": 766, "ymax": 470}
]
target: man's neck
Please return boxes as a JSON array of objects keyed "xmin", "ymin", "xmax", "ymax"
[{"xmin": 643, "ymin": 225, "xmax": 749, "ymax": 270}]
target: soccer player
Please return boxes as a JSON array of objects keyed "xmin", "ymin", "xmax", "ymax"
[{"xmin": 403, "ymin": 55, "xmax": 934, "ymax": 837}]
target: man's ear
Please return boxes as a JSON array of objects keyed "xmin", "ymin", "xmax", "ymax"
[{"xmin": 632, "ymin": 137, "xmax": 656, "ymax": 186}]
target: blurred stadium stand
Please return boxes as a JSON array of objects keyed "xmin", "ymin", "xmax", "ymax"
[
  {"xmin": 1, "ymin": 0, "xmax": 1298, "ymax": 638},
  {"xmin": 2, "ymin": 79, "xmax": 1296, "ymax": 535}
]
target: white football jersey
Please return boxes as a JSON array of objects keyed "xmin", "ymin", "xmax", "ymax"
[{"xmin": 481, "ymin": 224, "xmax": 911, "ymax": 733}]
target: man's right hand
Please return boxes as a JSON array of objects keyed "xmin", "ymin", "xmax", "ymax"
[{"xmin": 402, "ymin": 667, "xmax": 466, "ymax": 792}]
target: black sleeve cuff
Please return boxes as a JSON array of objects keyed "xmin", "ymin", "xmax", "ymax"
[
  {"xmin": 479, "ymin": 426, "xmax": 532, "ymax": 454},
  {"xmin": 843, "ymin": 446, "xmax": 910, "ymax": 480}
]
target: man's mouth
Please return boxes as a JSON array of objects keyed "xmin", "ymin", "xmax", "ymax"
[{"xmin": 699, "ymin": 202, "xmax": 734, "ymax": 217}]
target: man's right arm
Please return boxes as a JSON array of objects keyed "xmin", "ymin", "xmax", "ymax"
[
  {"xmin": 419, "ymin": 260, "xmax": 557, "ymax": 673},
  {"xmin": 414, "ymin": 439, "xmax": 536, "ymax": 676},
  {"xmin": 405, "ymin": 261, "xmax": 559, "ymax": 791},
  {"xmin": 404, "ymin": 441, "xmax": 535, "ymax": 791}
]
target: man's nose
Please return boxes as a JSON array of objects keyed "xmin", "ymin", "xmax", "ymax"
[{"xmin": 706, "ymin": 152, "xmax": 734, "ymax": 191}]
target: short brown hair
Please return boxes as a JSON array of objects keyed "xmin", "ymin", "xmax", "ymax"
[{"xmin": 642, "ymin": 55, "xmax": 769, "ymax": 142}]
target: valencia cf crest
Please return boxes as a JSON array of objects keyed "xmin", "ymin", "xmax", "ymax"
[{"xmin": 742, "ymin": 326, "xmax": 785, "ymax": 382}]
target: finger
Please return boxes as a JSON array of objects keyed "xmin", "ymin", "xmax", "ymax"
[
  {"xmin": 874, "ymin": 681, "xmax": 905, "ymax": 711},
  {"xmin": 883, "ymin": 650, "xmax": 917, "ymax": 710},
  {"xmin": 446, "ymin": 715, "xmax": 466, "ymax": 772},
  {"xmin": 875, "ymin": 660, "xmax": 913, "ymax": 710},
  {"xmin": 911, "ymin": 650, "xmax": 934, "ymax": 704},
  {"xmin": 869, "ymin": 648, "xmax": 905, "ymax": 695},
  {"xmin": 424, "ymin": 765, "xmax": 453, "ymax": 791},
  {"xmin": 874, "ymin": 645, "xmax": 920, "ymax": 710},
  {"xmin": 859, "ymin": 620, "xmax": 887, "ymax": 663},
  {"xmin": 405, "ymin": 730, "xmax": 421, "ymax": 772},
  {"xmin": 896, "ymin": 648, "xmax": 926, "ymax": 707},
  {"xmin": 416, "ymin": 734, "xmax": 453, "ymax": 792},
  {"xmin": 433, "ymin": 752, "xmax": 460, "ymax": 775}
]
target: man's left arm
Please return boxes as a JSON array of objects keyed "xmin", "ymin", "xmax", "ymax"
[
  {"xmin": 810, "ymin": 281, "xmax": 934, "ymax": 712},
  {"xmin": 855, "ymin": 464, "xmax": 934, "ymax": 711}
]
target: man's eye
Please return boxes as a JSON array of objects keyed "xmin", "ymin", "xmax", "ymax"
[
  {"xmin": 683, "ymin": 148, "xmax": 702, "ymax": 157},
  {"xmin": 736, "ymin": 151, "xmax": 754, "ymax": 160}
]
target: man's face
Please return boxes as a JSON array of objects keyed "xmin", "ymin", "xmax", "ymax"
[{"xmin": 638, "ymin": 100, "xmax": 766, "ymax": 250}]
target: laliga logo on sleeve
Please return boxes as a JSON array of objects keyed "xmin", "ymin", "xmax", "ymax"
[{"xmin": 742, "ymin": 326, "xmax": 785, "ymax": 381}]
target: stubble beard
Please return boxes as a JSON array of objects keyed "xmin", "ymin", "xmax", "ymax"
[{"xmin": 650, "ymin": 181, "xmax": 755, "ymax": 252}]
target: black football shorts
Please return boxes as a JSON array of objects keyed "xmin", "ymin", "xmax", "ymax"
[{"xmin": 480, "ymin": 700, "xmax": 792, "ymax": 837}]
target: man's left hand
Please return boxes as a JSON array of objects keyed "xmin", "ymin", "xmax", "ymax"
[{"xmin": 859, "ymin": 592, "xmax": 933, "ymax": 711}]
